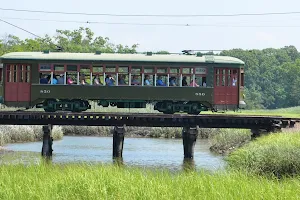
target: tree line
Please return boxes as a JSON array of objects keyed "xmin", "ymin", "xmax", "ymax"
[{"xmin": 1, "ymin": 27, "xmax": 299, "ymax": 109}]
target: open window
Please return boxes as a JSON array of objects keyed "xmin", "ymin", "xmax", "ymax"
[
  {"xmin": 66, "ymin": 65, "xmax": 78, "ymax": 85},
  {"xmin": 118, "ymin": 66, "xmax": 129, "ymax": 86},
  {"xmin": 104, "ymin": 65, "xmax": 117, "ymax": 86},
  {"xmin": 195, "ymin": 67, "xmax": 207, "ymax": 87},
  {"xmin": 39, "ymin": 64, "xmax": 52, "ymax": 84},
  {"xmin": 92, "ymin": 65, "xmax": 104, "ymax": 85},
  {"xmin": 182, "ymin": 67, "xmax": 194, "ymax": 87},
  {"xmin": 143, "ymin": 66, "xmax": 154, "ymax": 86},
  {"xmin": 169, "ymin": 67, "xmax": 180, "ymax": 86},
  {"xmin": 156, "ymin": 67, "xmax": 168, "ymax": 86}
]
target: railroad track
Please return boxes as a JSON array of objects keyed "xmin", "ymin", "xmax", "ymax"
[{"xmin": 0, "ymin": 111, "xmax": 295, "ymax": 130}]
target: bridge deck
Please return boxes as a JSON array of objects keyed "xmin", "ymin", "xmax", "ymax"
[{"xmin": 0, "ymin": 111, "xmax": 294, "ymax": 129}]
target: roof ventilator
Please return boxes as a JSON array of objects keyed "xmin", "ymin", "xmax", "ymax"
[
  {"xmin": 146, "ymin": 52, "xmax": 152, "ymax": 56},
  {"xmin": 95, "ymin": 51, "xmax": 102, "ymax": 55}
]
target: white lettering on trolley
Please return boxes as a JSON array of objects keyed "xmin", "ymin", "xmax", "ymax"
[
  {"xmin": 40, "ymin": 90, "xmax": 51, "ymax": 94},
  {"xmin": 195, "ymin": 93, "xmax": 205, "ymax": 96}
]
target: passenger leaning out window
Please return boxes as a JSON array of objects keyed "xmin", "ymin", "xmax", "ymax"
[{"xmin": 105, "ymin": 74, "xmax": 115, "ymax": 86}]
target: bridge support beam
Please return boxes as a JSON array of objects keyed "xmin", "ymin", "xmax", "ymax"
[
  {"xmin": 182, "ymin": 127, "xmax": 198, "ymax": 159},
  {"xmin": 41, "ymin": 124, "xmax": 53, "ymax": 158},
  {"xmin": 113, "ymin": 125, "xmax": 125, "ymax": 158}
]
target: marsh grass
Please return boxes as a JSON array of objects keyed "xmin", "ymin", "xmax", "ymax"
[
  {"xmin": 209, "ymin": 129, "xmax": 251, "ymax": 154},
  {"xmin": 0, "ymin": 164, "xmax": 300, "ymax": 199},
  {"xmin": 0, "ymin": 125, "xmax": 63, "ymax": 146},
  {"xmin": 226, "ymin": 131, "xmax": 300, "ymax": 177}
]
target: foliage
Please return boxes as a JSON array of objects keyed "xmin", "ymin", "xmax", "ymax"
[
  {"xmin": 226, "ymin": 131, "xmax": 300, "ymax": 177},
  {"xmin": 0, "ymin": 27, "xmax": 138, "ymax": 54},
  {"xmin": 220, "ymin": 46, "xmax": 300, "ymax": 109}
]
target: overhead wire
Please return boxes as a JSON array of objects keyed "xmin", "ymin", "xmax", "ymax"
[
  {"xmin": 2, "ymin": 16, "xmax": 300, "ymax": 28},
  {"xmin": 1, "ymin": 7, "xmax": 300, "ymax": 17},
  {"xmin": 0, "ymin": 18, "xmax": 63, "ymax": 50}
]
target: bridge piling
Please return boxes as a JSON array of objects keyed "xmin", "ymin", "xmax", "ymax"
[
  {"xmin": 182, "ymin": 127, "xmax": 198, "ymax": 159},
  {"xmin": 41, "ymin": 124, "xmax": 53, "ymax": 158},
  {"xmin": 113, "ymin": 125, "xmax": 125, "ymax": 158}
]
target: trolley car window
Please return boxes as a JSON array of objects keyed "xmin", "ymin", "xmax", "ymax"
[
  {"xmin": 118, "ymin": 66, "xmax": 129, "ymax": 86},
  {"xmin": 39, "ymin": 64, "xmax": 51, "ymax": 71},
  {"xmin": 54, "ymin": 65, "xmax": 64, "ymax": 71},
  {"xmin": 92, "ymin": 65, "xmax": 104, "ymax": 85},
  {"xmin": 227, "ymin": 69, "xmax": 231, "ymax": 86},
  {"xmin": 80, "ymin": 65, "xmax": 91, "ymax": 85},
  {"xmin": 92, "ymin": 66, "xmax": 103, "ymax": 73}
]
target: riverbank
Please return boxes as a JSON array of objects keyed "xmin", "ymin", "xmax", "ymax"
[
  {"xmin": 0, "ymin": 164, "xmax": 299, "ymax": 199},
  {"xmin": 226, "ymin": 130, "xmax": 300, "ymax": 177}
]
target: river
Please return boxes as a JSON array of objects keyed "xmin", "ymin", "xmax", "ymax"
[{"xmin": 3, "ymin": 136, "xmax": 225, "ymax": 171}]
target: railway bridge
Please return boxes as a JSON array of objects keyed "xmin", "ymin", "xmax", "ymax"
[{"xmin": 0, "ymin": 111, "xmax": 297, "ymax": 160}]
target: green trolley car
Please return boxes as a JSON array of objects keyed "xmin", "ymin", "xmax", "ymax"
[{"xmin": 0, "ymin": 51, "xmax": 246, "ymax": 114}]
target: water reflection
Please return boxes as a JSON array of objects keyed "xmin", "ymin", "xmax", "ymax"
[{"xmin": 4, "ymin": 136, "xmax": 225, "ymax": 171}]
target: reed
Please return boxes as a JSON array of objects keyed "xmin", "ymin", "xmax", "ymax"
[
  {"xmin": 0, "ymin": 164, "xmax": 299, "ymax": 199},
  {"xmin": 226, "ymin": 131, "xmax": 300, "ymax": 177}
]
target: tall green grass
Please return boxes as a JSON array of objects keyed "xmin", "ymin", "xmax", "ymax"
[
  {"xmin": 0, "ymin": 164, "xmax": 300, "ymax": 199},
  {"xmin": 226, "ymin": 131, "xmax": 300, "ymax": 176}
]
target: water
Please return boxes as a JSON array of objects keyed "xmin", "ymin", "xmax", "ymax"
[{"xmin": 4, "ymin": 136, "xmax": 225, "ymax": 171}]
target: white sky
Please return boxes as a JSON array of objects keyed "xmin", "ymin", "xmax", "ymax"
[{"xmin": 1, "ymin": 0, "xmax": 300, "ymax": 52}]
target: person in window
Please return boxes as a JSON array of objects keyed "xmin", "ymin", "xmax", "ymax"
[
  {"xmin": 105, "ymin": 74, "xmax": 115, "ymax": 86},
  {"xmin": 144, "ymin": 75, "xmax": 151, "ymax": 86},
  {"xmin": 57, "ymin": 74, "xmax": 64, "ymax": 84},
  {"xmin": 131, "ymin": 75, "xmax": 140, "ymax": 85},
  {"xmin": 51, "ymin": 75, "xmax": 58, "ymax": 85},
  {"xmin": 93, "ymin": 74, "xmax": 102, "ymax": 85},
  {"xmin": 202, "ymin": 81, "xmax": 207, "ymax": 87},
  {"xmin": 232, "ymin": 77, "xmax": 237, "ymax": 86},
  {"xmin": 80, "ymin": 74, "xmax": 86, "ymax": 85},
  {"xmin": 40, "ymin": 74, "xmax": 49, "ymax": 84},
  {"xmin": 67, "ymin": 75, "xmax": 75, "ymax": 85},
  {"xmin": 190, "ymin": 78, "xmax": 199, "ymax": 87},
  {"xmin": 169, "ymin": 77, "xmax": 176, "ymax": 86},
  {"xmin": 156, "ymin": 76, "xmax": 166, "ymax": 86},
  {"xmin": 182, "ymin": 76, "xmax": 188, "ymax": 86},
  {"xmin": 118, "ymin": 74, "xmax": 126, "ymax": 85}
]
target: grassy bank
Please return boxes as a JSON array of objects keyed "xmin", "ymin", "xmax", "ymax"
[
  {"xmin": 0, "ymin": 125, "xmax": 63, "ymax": 146},
  {"xmin": 226, "ymin": 131, "xmax": 300, "ymax": 177},
  {"xmin": 0, "ymin": 164, "xmax": 300, "ymax": 199},
  {"xmin": 209, "ymin": 129, "xmax": 252, "ymax": 155}
]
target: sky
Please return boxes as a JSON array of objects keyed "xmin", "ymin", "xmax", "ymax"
[{"xmin": 1, "ymin": 0, "xmax": 300, "ymax": 52}]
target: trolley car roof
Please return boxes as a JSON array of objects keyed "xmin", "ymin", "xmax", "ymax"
[{"xmin": 0, "ymin": 52, "xmax": 244, "ymax": 65}]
